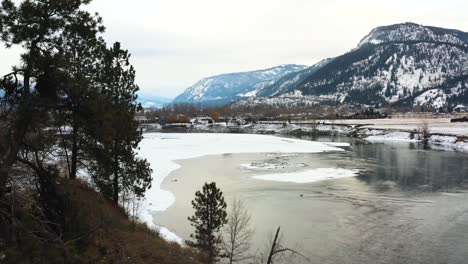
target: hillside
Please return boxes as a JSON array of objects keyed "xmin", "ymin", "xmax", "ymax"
[
  {"xmin": 172, "ymin": 64, "xmax": 307, "ymax": 105},
  {"xmin": 3, "ymin": 179, "xmax": 202, "ymax": 264}
]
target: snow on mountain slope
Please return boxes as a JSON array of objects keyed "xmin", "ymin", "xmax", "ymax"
[
  {"xmin": 240, "ymin": 23, "xmax": 468, "ymax": 109},
  {"xmin": 358, "ymin": 22, "xmax": 468, "ymax": 48},
  {"xmin": 137, "ymin": 95, "xmax": 172, "ymax": 109},
  {"xmin": 414, "ymin": 89, "xmax": 447, "ymax": 109},
  {"xmin": 172, "ymin": 64, "xmax": 307, "ymax": 105},
  {"xmin": 256, "ymin": 58, "xmax": 334, "ymax": 97}
]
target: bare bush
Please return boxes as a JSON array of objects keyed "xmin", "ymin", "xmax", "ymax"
[
  {"xmin": 121, "ymin": 190, "xmax": 142, "ymax": 223},
  {"xmin": 417, "ymin": 120, "xmax": 430, "ymax": 144},
  {"xmin": 221, "ymin": 198, "xmax": 254, "ymax": 264}
]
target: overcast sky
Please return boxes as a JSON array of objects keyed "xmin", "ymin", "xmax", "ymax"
[{"xmin": 1, "ymin": 0, "xmax": 468, "ymax": 98}]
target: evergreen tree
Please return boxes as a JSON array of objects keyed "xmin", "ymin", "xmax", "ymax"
[
  {"xmin": 88, "ymin": 42, "xmax": 152, "ymax": 203},
  {"xmin": 187, "ymin": 182, "xmax": 228, "ymax": 264},
  {"xmin": 0, "ymin": 0, "xmax": 94, "ymax": 196},
  {"xmin": 0, "ymin": 0, "xmax": 99, "ymax": 242},
  {"xmin": 54, "ymin": 9, "xmax": 106, "ymax": 179},
  {"xmin": 1, "ymin": 0, "xmax": 153, "ymax": 241}
]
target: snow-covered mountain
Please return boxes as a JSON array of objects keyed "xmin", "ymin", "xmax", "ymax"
[
  {"xmin": 244, "ymin": 23, "xmax": 468, "ymax": 110},
  {"xmin": 172, "ymin": 64, "xmax": 307, "ymax": 105},
  {"xmin": 256, "ymin": 58, "xmax": 334, "ymax": 97},
  {"xmin": 137, "ymin": 95, "xmax": 172, "ymax": 109}
]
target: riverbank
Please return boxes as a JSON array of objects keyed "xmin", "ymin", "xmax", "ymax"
[{"xmin": 149, "ymin": 118, "xmax": 468, "ymax": 152}]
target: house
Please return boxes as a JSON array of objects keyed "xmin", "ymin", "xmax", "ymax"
[
  {"xmin": 217, "ymin": 117, "xmax": 230, "ymax": 124},
  {"xmin": 454, "ymin": 105, "xmax": 467, "ymax": 113},
  {"xmin": 190, "ymin": 116, "xmax": 215, "ymax": 125},
  {"xmin": 227, "ymin": 117, "xmax": 247, "ymax": 126},
  {"xmin": 134, "ymin": 115, "xmax": 148, "ymax": 124},
  {"xmin": 134, "ymin": 115, "xmax": 159, "ymax": 124}
]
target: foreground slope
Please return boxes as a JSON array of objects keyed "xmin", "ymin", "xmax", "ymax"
[{"xmin": 4, "ymin": 179, "xmax": 202, "ymax": 264}]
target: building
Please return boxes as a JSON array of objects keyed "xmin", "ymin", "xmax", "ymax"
[
  {"xmin": 454, "ymin": 105, "xmax": 467, "ymax": 113},
  {"xmin": 190, "ymin": 116, "xmax": 214, "ymax": 125},
  {"xmin": 134, "ymin": 115, "xmax": 159, "ymax": 124},
  {"xmin": 227, "ymin": 117, "xmax": 247, "ymax": 126}
]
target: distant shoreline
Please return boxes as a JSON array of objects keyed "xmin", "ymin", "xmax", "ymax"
[{"xmin": 144, "ymin": 118, "xmax": 468, "ymax": 152}]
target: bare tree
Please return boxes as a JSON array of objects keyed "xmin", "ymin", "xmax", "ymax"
[
  {"xmin": 121, "ymin": 189, "xmax": 142, "ymax": 224},
  {"xmin": 255, "ymin": 227, "xmax": 309, "ymax": 264},
  {"xmin": 417, "ymin": 120, "xmax": 430, "ymax": 145},
  {"xmin": 221, "ymin": 198, "xmax": 254, "ymax": 264}
]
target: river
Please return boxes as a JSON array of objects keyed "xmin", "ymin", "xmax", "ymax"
[{"xmin": 146, "ymin": 134, "xmax": 468, "ymax": 264}]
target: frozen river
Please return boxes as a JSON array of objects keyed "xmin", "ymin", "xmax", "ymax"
[{"xmin": 140, "ymin": 133, "xmax": 468, "ymax": 264}]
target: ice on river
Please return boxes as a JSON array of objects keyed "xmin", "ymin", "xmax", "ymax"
[
  {"xmin": 138, "ymin": 133, "xmax": 351, "ymax": 243},
  {"xmin": 252, "ymin": 168, "xmax": 360, "ymax": 183}
]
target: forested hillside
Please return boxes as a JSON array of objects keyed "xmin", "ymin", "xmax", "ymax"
[{"xmin": 0, "ymin": 0, "xmax": 200, "ymax": 262}]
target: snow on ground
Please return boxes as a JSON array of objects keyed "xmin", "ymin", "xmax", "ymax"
[
  {"xmin": 252, "ymin": 168, "xmax": 360, "ymax": 184},
  {"xmin": 365, "ymin": 131, "xmax": 418, "ymax": 142},
  {"xmin": 266, "ymin": 153, "xmax": 299, "ymax": 157},
  {"xmin": 138, "ymin": 133, "xmax": 350, "ymax": 243},
  {"xmin": 361, "ymin": 129, "xmax": 468, "ymax": 152},
  {"xmin": 429, "ymin": 135, "xmax": 468, "ymax": 152},
  {"xmin": 324, "ymin": 142, "xmax": 353, "ymax": 147},
  {"xmin": 330, "ymin": 118, "xmax": 468, "ymax": 136}
]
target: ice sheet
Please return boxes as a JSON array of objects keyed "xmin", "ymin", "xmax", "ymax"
[{"xmin": 138, "ymin": 133, "xmax": 350, "ymax": 242}]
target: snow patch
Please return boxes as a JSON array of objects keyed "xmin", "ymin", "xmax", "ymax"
[
  {"xmin": 241, "ymin": 162, "xmax": 306, "ymax": 170},
  {"xmin": 414, "ymin": 89, "xmax": 447, "ymax": 109},
  {"xmin": 366, "ymin": 131, "xmax": 418, "ymax": 142}
]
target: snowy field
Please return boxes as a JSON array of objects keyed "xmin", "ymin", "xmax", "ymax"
[{"xmin": 138, "ymin": 133, "xmax": 353, "ymax": 242}]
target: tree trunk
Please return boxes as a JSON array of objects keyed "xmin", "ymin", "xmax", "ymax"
[
  {"xmin": 0, "ymin": 130, "xmax": 21, "ymax": 198},
  {"xmin": 112, "ymin": 143, "xmax": 119, "ymax": 203},
  {"xmin": 208, "ymin": 198, "xmax": 214, "ymax": 264},
  {"xmin": 266, "ymin": 227, "xmax": 281, "ymax": 264},
  {"xmin": 70, "ymin": 122, "xmax": 78, "ymax": 180},
  {"xmin": 0, "ymin": 167, "xmax": 8, "ymax": 198},
  {"xmin": 58, "ymin": 126, "xmax": 71, "ymax": 177}
]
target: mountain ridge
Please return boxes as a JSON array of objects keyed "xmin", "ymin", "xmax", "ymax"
[
  {"xmin": 247, "ymin": 22, "xmax": 468, "ymax": 110},
  {"xmin": 173, "ymin": 22, "xmax": 468, "ymax": 110},
  {"xmin": 138, "ymin": 94, "xmax": 173, "ymax": 109},
  {"xmin": 172, "ymin": 64, "xmax": 308, "ymax": 105}
]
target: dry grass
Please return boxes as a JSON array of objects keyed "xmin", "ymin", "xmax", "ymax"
[{"xmin": 4, "ymin": 180, "xmax": 203, "ymax": 264}]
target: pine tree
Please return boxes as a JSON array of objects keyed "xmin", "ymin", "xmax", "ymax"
[
  {"xmin": 188, "ymin": 182, "xmax": 228, "ymax": 264},
  {"xmin": 55, "ymin": 10, "xmax": 106, "ymax": 180},
  {"xmin": 87, "ymin": 42, "xmax": 152, "ymax": 203},
  {"xmin": 0, "ymin": 0, "xmax": 101, "ymax": 242},
  {"xmin": 0, "ymin": 0, "xmax": 94, "ymax": 196}
]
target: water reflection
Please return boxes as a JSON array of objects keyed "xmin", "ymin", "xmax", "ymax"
[
  {"xmin": 294, "ymin": 135, "xmax": 468, "ymax": 192},
  {"xmin": 158, "ymin": 134, "xmax": 468, "ymax": 264}
]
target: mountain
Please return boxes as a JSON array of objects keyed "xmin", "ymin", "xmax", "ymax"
[
  {"xmin": 137, "ymin": 95, "xmax": 172, "ymax": 109},
  {"xmin": 172, "ymin": 64, "xmax": 308, "ymax": 105},
  {"xmin": 256, "ymin": 58, "xmax": 333, "ymax": 97},
  {"xmin": 250, "ymin": 22, "xmax": 468, "ymax": 110}
]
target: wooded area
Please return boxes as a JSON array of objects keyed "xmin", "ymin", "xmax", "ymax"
[{"xmin": 0, "ymin": 0, "xmax": 176, "ymax": 262}]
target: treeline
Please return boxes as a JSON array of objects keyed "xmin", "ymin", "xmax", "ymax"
[
  {"xmin": 0, "ymin": 0, "xmax": 156, "ymax": 262},
  {"xmin": 149, "ymin": 103, "xmax": 338, "ymax": 123},
  {"xmin": 146, "ymin": 99, "xmax": 461, "ymax": 124},
  {"xmin": 145, "ymin": 103, "xmax": 389, "ymax": 123}
]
